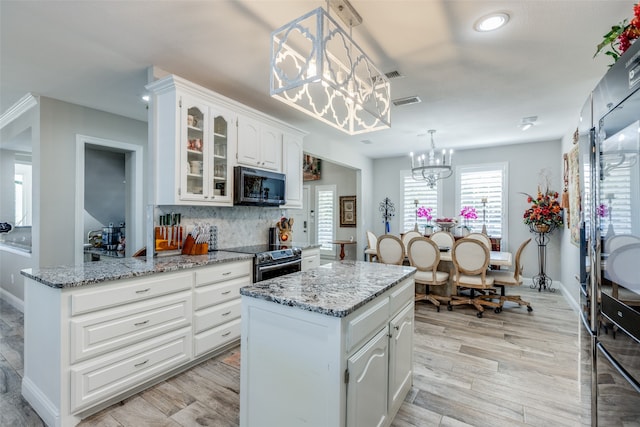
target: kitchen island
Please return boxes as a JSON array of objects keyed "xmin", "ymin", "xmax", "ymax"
[
  {"xmin": 240, "ymin": 260, "xmax": 416, "ymax": 427},
  {"xmin": 20, "ymin": 251, "xmax": 253, "ymax": 427}
]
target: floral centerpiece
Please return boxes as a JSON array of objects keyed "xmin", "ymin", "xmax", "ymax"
[
  {"xmin": 459, "ymin": 206, "xmax": 477, "ymax": 231},
  {"xmin": 597, "ymin": 203, "xmax": 609, "ymax": 231},
  {"xmin": 417, "ymin": 206, "xmax": 433, "ymax": 234},
  {"xmin": 523, "ymin": 189, "xmax": 564, "ymax": 233},
  {"xmin": 594, "ymin": 2, "xmax": 640, "ymax": 65}
]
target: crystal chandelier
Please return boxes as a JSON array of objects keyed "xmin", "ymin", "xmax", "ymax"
[
  {"xmin": 410, "ymin": 130, "xmax": 453, "ymax": 189},
  {"xmin": 270, "ymin": 0, "xmax": 391, "ymax": 135}
]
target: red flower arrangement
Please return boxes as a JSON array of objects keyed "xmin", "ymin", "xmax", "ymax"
[
  {"xmin": 523, "ymin": 189, "xmax": 564, "ymax": 231},
  {"xmin": 594, "ymin": 2, "xmax": 640, "ymax": 65}
]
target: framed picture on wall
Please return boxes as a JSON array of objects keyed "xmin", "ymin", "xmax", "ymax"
[
  {"xmin": 303, "ymin": 154, "xmax": 321, "ymax": 181},
  {"xmin": 340, "ymin": 195, "xmax": 357, "ymax": 227}
]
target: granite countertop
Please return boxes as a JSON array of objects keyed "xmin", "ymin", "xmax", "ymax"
[
  {"xmin": 21, "ymin": 251, "xmax": 254, "ymax": 289},
  {"xmin": 240, "ymin": 260, "xmax": 416, "ymax": 318}
]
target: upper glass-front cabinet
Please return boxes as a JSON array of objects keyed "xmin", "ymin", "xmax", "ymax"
[
  {"xmin": 179, "ymin": 96, "xmax": 234, "ymax": 204},
  {"xmin": 183, "ymin": 104, "xmax": 205, "ymax": 199},
  {"xmin": 212, "ymin": 114, "xmax": 230, "ymax": 200}
]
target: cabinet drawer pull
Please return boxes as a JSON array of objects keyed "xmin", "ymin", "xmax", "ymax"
[
  {"xmin": 221, "ymin": 311, "xmax": 232, "ymax": 316},
  {"xmin": 134, "ymin": 320, "xmax": 149, "ymax": 327},
  {"xmin": 134, "ymin": 359, "xmax": 149, "ymax": 368},
  {"xmin": 135, "ymin": 288, "xmax": 151, "ymax": 294},
  {"xmin": 222, "ymin": 271, "xmax": 232, "ymax": 276},
  {"xmin": 221, "ymin": 331, "xmax": 231, "ymax": 337},
  {"xmin": 221, "ymin": 290, "xmax": 232, "ymax": 295}
]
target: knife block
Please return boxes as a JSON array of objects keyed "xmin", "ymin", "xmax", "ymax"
[
  {"xmin": 181, "ymin": 235, "xmax": 208, "ymax": 255},
  {"xmin": 155, "ymin": 226, "xmax": 183, "ymax": 252}
]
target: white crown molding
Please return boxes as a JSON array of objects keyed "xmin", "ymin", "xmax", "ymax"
[{"xmin": 0, "ymin": 93, "xmax": 39, "ymax": 129}]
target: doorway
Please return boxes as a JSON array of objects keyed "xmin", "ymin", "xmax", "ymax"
[
  {"xmin": 74, "ymin": 135, "xmax": 143, "ymax": 264},
  {"xmin": 290, "ymin": 186, "xmax": 310, "ymax": 244}
]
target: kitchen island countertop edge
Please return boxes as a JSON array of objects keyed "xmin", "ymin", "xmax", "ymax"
[{"xmin": 240, "ymin": 260, "xmax": 416, "ymax": 318}]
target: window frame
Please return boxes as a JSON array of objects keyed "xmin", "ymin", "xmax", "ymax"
[
  {"xmin": 455, "ymin": 162, "xmax": 508, "ymax": 242},
  {"xmin": 315, "ymin": 184, "xmax": 337, "ymax": 257},
  {"xmin": 400, "ymin": 169, "xmax": 442, "ymax": 233}
]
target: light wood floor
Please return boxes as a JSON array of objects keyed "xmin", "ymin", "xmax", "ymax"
[{"xmin": 1, "ymin": 287, "xmax": 590, "ymax": 426}]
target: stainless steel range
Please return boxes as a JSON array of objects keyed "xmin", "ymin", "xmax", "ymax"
[{"xmin": 221, "ymin": 244, "xmax": 302, "ymax": 282}]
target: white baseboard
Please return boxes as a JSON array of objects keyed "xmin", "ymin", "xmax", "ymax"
[
  {"xmin": 22, "ymin": 376, "xmax": 61, "ymax": 427},
  {"xmin": 0, "ymin": 288, "xmax": 24, "ymax": 312}
]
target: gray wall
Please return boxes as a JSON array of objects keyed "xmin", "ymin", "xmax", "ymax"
[
  {"xmin": 0, "ymin": 104, "xmax": 37, "ymax": 305},
  {"xmin": 303, "ymin": 160, "xmax": 359, "ymax": 260},
  {"xmin": 371, "ymin": 139, "xmax": 564, "ymax": 282},
  {"xmin": 37, "ymin": 97, "xmax": 147, "ymax": 269},
  {"xmin": 85, "ymin": 147, "xmax": 126, "ymax": 227},
  {"xmin": 0, "ymin": 97, "xmax": 147, "ymax": 304}
]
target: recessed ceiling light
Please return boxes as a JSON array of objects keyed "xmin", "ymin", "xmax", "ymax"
[
  {"xmin": 474, "ymin": 12, "xmax": 510, "ymax": 32},
  {"xmin": 519, "ymin": 116, "xmax": 537, "ymax": 131}
]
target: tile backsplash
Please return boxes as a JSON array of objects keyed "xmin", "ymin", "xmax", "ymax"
[{"xmin": 155, "ymin": 205, "xmax": 285, "ymax": 249}]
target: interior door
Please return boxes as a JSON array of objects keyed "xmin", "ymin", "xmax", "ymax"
[{"xmin": 290, "ymin": 186, "xmax": 310, "ymax": 244}]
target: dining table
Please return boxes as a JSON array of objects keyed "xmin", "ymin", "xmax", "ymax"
[{"xmin": 439, "ymin": 250, "xmax": 512, "ymax": 266}]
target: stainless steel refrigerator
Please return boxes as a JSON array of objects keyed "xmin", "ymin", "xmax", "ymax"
[{"xmin": 580, "ymin": 39, "xmax": 640, "ymax": 426}]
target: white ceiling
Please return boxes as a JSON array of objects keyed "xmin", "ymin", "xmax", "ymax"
[{"xmin": 0, "ymin": 0, "xmax": 631, "ymax": 159}]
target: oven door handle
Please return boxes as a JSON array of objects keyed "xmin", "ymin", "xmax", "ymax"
[{"xmin": 257, "ymin": 258, "xmax": 301, "ymax": 273}]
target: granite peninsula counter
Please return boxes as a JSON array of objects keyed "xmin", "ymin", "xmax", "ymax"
[
  {"xmin": 240, "ymin": 261, "xmax": 416, "ymax": 427},
  {"xmin": 20, "ymin": 251, "xmax": 254, "ymax": 427},
  {"xmin": 21, "ymin": 250, "xmax": 254, "ymax": 288}
]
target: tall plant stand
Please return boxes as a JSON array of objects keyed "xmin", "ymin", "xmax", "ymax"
[{"xmin": 530, "ymin": 223, "xmax": 556, "ymax": 292}]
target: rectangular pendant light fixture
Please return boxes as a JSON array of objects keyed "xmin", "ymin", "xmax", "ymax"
[{"xmin": 270, "ymin": 5, "xmax": 391, "ymax": 135}]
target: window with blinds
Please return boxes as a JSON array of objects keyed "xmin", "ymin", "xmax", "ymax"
[
  {"xmin": 316, "ymin": 185, "xmax": 336, "ymax": 255},
  {"xmin": 401, "ymin": 170, "xmax": 439, "ymax": 233},
  {"xmin": 600, "ymin": 166, "xmax": 634, "ymax": 235},
  {"xmin": 457, "ymin": 164, "xmax": 507, "ymax": 238}
]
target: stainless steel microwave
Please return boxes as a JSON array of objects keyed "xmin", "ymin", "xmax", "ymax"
[{"xmin": 233, "ymin": 166, "xmax": 286, "ymax": 206}]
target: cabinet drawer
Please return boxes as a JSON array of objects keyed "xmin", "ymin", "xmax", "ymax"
[
  {"xmin": 70, "ymin": 327, "xmax": 192, "ymax": 413},
  {"xmin": 194, "ymin": 317, "xmax": 241, "ymax": 357},
  {"xmin": 346, "ymin": 297, "xmax": 390, "ymax": 354},
  {"xmin": 71, "ymin": 271, "xmax": 193, "ymax": 316},
  {"xmin": 195, "ymin": 261, "xmax": 251, "ymax": 287},
  {"xmin": 302, "ymin": 253, "xmax": 320, "ymax": 271},
  {"xmin": 389, "ymin": 278, "xmax": 414, "ymax": 315},
  {"xmin": 194, "ymin": 298, "xmax": 241, "ymax": 334},
  {"xmin": 194, "ymin": 276, "xmax": 248, "ymax": 310},
  {"xmin": 70, "ymin": 292, "xmax": 192, "ymax": 364}
]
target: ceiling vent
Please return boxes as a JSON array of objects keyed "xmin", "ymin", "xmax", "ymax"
[
  {"xmin": 392, "ymin": 96, "xmax": 421, "ymax": 107},
  {"xmin": 385, "ymin": 70, "xmax": 404, "ymax": 80}
]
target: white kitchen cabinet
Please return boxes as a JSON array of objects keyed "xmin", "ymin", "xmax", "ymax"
[
  {"xmin": 346, "ymin": 327, "xmax": 390, "ymax": 427},
  {"xmin": 147, "ymin": 75, "xmax": 304, "ymax": 206},
  {"xmin": 280, "ymin": 133, "xmax": 303, "ymax": 208},
  {"xmin": 240, "ymin": 275, "xmax": 414, "ymax": 427},
  {"xmin": 147, "ymin": 77, "xmax": 235, "ymax": 206},
  {"xmin": 301, "ymin": 247, "xmax": 320, "ymax": 271},
  {"xmin": 22, "ymin": 259, "xmax": 251, "ymax": 427},
  {"xmin": 193, "ymin": 260, "xmax": 251, "ymax": 357},
  {"xmin": 387, "ymin": 301, "xmax": 414, "ymax": 417},
  {"xmin": 237, "ymin": 115, "xmax": 282, "ymax": 171}
]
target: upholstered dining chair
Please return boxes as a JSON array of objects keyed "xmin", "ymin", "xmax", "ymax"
[
  {"xmin": 465, "ymin": 232, "xmax": 492, "ymax": 249},
  {"xmin": 376, "ymin": 234, "xmax": 405, "ymax": 265},
  {"xmin": 605, "ymin": 234, "xmax": 640, "ymax": 254},
  {"xmin": 449, "ymin": 238, "xmax": 500, "ymax": 318},
  {"xmin": 429, "ymin": 231, "xmax": 455, "ymax": 250},
  {"xmin": 402, "ymin": 230, "xmax": 423, "ymax": 252},
  {"xmin": 488, "ymin": 238, "xmax": 533, "ymax": 312},
  {"xmin": 407, "ymin": 237, "xmax": 449, "ymax": 311},
  {"xmin": 364, "ymin": 230, "xmax": 378, "ymax": 262}
]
